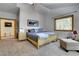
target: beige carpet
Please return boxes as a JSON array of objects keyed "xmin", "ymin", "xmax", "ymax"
[{"xmin": 0, "ymin": 39, "xmax": 79, "ymax": 56}]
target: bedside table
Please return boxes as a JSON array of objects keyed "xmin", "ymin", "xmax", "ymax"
[{"xmin": 18, "ymin": 32, "xmax": 26, "ymax": 41}]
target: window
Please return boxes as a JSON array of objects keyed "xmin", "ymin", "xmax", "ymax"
[{"xmin": 54, "ymin": 15, "xmax": 74, "ymax": 31}]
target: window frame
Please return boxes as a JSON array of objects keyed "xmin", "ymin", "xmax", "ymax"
[{"xmin": 54, "ymin": 15, "xmax": 74, "ymax": 31}]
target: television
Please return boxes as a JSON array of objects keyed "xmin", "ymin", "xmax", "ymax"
[{"xmin": 5, "ymin": 22, "xmax": 12, "ymax": 27}]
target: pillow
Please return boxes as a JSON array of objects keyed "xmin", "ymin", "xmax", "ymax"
[
  {"xmin": 28, "ymin": 29, "xmax": 35, "ymax": 33},
  {"xmin": 75, "ymin": 34, "xmax": 79, "ymax": 41},
  {"xmin": 35, "ymin": 28, "xmax": 43, "ymax": 33},
  {"xmin": 28, "ymin": 28, "xmax": 44, "ymax": 33}
]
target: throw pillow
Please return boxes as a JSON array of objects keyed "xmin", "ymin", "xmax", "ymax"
[{"xmin": 75, "ymin": 34, "xmax": 79, "ymax": 41}]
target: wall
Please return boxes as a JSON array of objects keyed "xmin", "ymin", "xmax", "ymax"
[
  {"xmin": 18, "ymin": 4, "xmax": 45, "ymax": 32},
  {"xmin": 0, "ymin": 11, "xmax": 17, "ymax": 19},
  {"xmin": 43, "ymin": 5, "xmax": 79, "ymax": 38}
]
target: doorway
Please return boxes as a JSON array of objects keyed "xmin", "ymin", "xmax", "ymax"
[{"xmin": 0, "ymin": 18, "xmax": 16, "ymax": 40}]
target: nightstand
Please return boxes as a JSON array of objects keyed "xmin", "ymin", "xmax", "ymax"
[{"xmin": 18, "ymin": 32, "xmax": 26, "ymax": 41}]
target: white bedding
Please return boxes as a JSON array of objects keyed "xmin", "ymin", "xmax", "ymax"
[
  {"xmin": 36, "ymin": 32, "xmax": 55, "ymax": 39},
  {"xmin": 43, "ymin": 32, "xmax": 55, "ymax": 35}
]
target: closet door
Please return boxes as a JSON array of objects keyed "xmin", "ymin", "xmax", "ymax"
[{"xmin": 0, "ymin": 19, "xmax": 16, "ymax": 39}]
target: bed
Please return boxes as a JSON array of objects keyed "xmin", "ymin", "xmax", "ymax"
[{"xmin": 26, "ymin": 29, "xmax": 58, "ymax": 48}]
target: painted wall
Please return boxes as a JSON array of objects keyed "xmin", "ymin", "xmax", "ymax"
[
  {"xmin": 43, "ymin": 5, "xmax": 79, "ymax": 38},
  {"xmin": 18, "ymin": 4, "xmax": 45, "ymax": 32},
  {"xmin": 0, "ymin": 11, "xmax": 17, "ymax": 19}
]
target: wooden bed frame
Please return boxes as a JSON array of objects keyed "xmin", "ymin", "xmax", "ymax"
[{"xmin": 27, "ymin": 35, "xmax": 57, "ymax": 48}]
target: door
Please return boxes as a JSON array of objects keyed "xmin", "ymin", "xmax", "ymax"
[{"xmin": 0, "ymin": 19, "xmax": 16, "ymax": 39}]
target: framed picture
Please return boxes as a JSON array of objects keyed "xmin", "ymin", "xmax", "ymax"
[
  {"xmin": 27, "ymin": 19, "xmax": 39, "ymax": 27},
  {"xmin": 5, "ymin": 22, "xmax": 12, "ymax": 27},
  {"xmin": 54, "ymin": 15, "xmax": 74, "ymax": 31}
]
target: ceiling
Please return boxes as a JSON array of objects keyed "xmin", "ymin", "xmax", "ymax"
[
  {"xmin": 34, "ymin": 3, "xmax": 79, "ymax": 17},
  {"xmin": 0, "ymin": 3, "xmax": 79, "ymax": 17},
  {"xmin": 0, "ymin": 3, "xmax": 18, "ymax": 14},
  {"xmin": 39, "ymin": 3, "xmax": 79, "ymax": 9}
]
